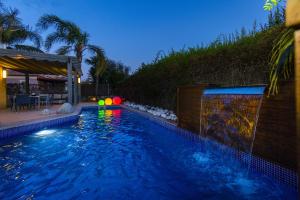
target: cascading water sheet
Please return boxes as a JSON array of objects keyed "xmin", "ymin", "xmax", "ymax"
[{"xmin": 200, "ymin": 87, "xmax": 265, "ymax": 153}]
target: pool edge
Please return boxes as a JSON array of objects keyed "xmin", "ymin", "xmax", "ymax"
[{"xmin": 122, "ymin": 105, "xmax": 298, "ymax": 191}]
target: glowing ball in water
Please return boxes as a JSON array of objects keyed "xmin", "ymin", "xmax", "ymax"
[
  {"xmin": 105, "ymin": 98, "xmax": 113, "ymax": 105},
  {"xmin": 105, "ymin": 110, "xmax": 113, "ymax": 116},
  {"xmin": 113, "ymin": 96, "xmax": 122, "ymax": 105},
  {"xmin": 112, "ymin": 109, "xmax": 121, "ymax": 117},
  {"xmin": 98, "ymin": 99, "xmax": 105, "ymax": 106},
  {"xmin": 98, "ymin": 110, "xmax": 105, "ymax": 118}
]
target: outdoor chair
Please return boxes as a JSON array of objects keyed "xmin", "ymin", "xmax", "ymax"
[
  {"xmin": 15, "ymin": 94, "xmax": 31, "ymax": 111},
  {"xmin": 29, "ymin": 96, "xmax": 38, "ymax": 110},
  {"xmin": 9, "ymin": 95, "xmax": 15, "ymax": 111},
  {"xmin": 40, "ymin": 94, "xmax": 50, "ymax": 107}
]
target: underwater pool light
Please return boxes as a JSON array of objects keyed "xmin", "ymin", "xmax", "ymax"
[
  {"xmin": 36, "ymin": 130, "xmax": 56, "ymax": 136},
  {"xmin": 105, "ymin": 98, "xmax": 113, "ymax": 105},
  {"xmin": 113, "ymin": 96, "xmax": 122, "ymax": 105},
  {"xmin": 98, "ymin": 99, "xmax": 105, "ymax": 106}
]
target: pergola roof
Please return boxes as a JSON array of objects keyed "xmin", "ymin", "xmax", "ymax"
[{"xmin": 0, "ymin": 48, "xmax": 81, "ymax": 76}]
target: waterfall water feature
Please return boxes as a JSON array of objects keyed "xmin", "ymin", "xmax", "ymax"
[{"xmin": 200, "ymin": 86, "xmax": 265, "ymax": 153}]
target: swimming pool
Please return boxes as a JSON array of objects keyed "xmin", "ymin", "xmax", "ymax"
[{"xmin": 0, "ymin": 108, "xmax": 297, "ymax": 199}]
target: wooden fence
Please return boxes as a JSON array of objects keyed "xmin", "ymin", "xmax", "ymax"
[{"xmin": 81, "ymin": 83, "xmax": 111, "ymax": 100}]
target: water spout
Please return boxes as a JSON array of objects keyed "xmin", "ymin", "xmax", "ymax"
[{"xmin": 199, "ymin": 86, "xmax": 265, "ymax": 153}]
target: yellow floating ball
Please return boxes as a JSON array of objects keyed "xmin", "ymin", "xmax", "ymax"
[{"xmin": 105, "ymin": 98, "xmax": 113, "ymax": 106}]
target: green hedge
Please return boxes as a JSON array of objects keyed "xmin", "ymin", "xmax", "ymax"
[{"xmin": 117, "ymin": 26, "xmax": 284, "ymax": 111}]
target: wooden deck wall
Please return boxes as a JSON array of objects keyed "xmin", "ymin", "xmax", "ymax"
[
  {"xmin": 177, "ymin": 84, "xmax": 208, "ymax": 133},
  {"xmin": 253, "ymin": 81, "xmax": 297, "ymax": 170}
]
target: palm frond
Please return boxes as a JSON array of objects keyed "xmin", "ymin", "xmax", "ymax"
[
  {"xmin": 37, "ymin": 14, "xmax": 67, "ymax": 32},
  {"xmin": 55, "ymin": 45, "xmax": 72, "ymax": 55},
  {"xmin": 37, "ymin": 14, "xmax": 105, "ymax": 64},
  {"xmin": 24, "ymin": 28, "xmax": 42, "ymax": 48},
  {"xmin": 13, "ymin": 44, "xmax": 44, "ymax": 53},
  {"xmin": 0, "ymin": 5, "xmax": 42, "ymax": 48},
  {"xmin": 3, "ymin": 7, "xmax": 21, "ymax": 27},
  {"xmin": 86, "ymin": 44, "xmax": 104, "ymax": 57},
  {"xmin": 268, "ymin": 28, "xmax": 294, "ymax": 96},
  {"xmin": 85, "ymin": 55, "xmax": 107, "ymax": 77},
  {"xmin": 66, "ymin": 22, "xmax": 84, "ymax": 43},
  {"xmin": 44, "ymin": 32, "xmax": 66, "ymax": 51}
]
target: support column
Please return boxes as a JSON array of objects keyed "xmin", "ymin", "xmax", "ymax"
[
  {"xmin": 67, "ymin": 59, "xmax": 73, "ymax": 104},
  {"xmin": 295, "ymin": 30, "xmax": 300, "ymax": 195},
  {"xmin": 25, "ymin": 73, "xmax": 30, "ymax": 94},
  {"xmin": 286, "ymin": 0, "xmax": 300, "ymax": 194},
  {"xmin": 74, "ymin": 73, "xmax": 78, "ymax": 105},
  {"xmin": 0, "ymin": 66, "xmax": 7, "ymax": 109}
]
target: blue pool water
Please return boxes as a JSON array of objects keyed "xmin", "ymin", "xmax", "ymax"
[{"xmin": 0, "ymin": 108, "xmax": 297, "ymax": 199}]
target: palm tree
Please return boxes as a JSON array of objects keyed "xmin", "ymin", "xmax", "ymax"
[
  {"xmin": 85, "ymin": 54, "xmax": 106, "ymax": 97},
  {"xmin": 0, "ymin": 7, "xmax": 41, "ymax": 49},
  {"xmin": 8, "ymin": 44, "xmax": 44, "ymax": 53},
  {"xmin": 268, "ymin": 27, "xmax": 294, "ymax": 95},
  {"xmin": 36, "ymin": 14, "xmax": 103, "ymax": 63},
  {"xmin": 263, "ymin": 0, "xmax": 295, "ymax": 95}
]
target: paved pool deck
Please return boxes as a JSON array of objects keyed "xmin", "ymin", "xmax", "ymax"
[
  {"xmin": 0, "ymin": 103, "xmax": 177, "ymax": 133},
  {"xmin": 0, "ymin": 102, "xmax": 97, "ymax": 129}
]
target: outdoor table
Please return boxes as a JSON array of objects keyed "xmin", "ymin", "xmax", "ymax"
[
  {"xmin": 39, "ymin": 94, "xmax": 50, "ymax": 108},
  {"xmin": 11, "ymin": 95, "xmax": 49, "ymax": 111},
  {"xmin": 30, "ymin": 95, "xmax": 50, "ymax": 110}
]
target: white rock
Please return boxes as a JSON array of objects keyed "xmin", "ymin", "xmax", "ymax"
[
  {"xmin": 57, "ymin": 103, "xmax": 74, "ymax": 114},
  {"xmin": 124, "ymin": 101, "xmax": 177, "ymax": 121},
  {"xmin": 41, "ymin": 109, "xmax": 51, "ymax": 115}
]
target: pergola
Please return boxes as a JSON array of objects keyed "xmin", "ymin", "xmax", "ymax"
[{"xmin": 0, "ymin": 48, "xmax": 82, "ymax": 108}]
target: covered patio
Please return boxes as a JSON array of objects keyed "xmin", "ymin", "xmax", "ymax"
[{"xmin": 0, "ymin": 48, "xmax": 82, "ymax": 109}]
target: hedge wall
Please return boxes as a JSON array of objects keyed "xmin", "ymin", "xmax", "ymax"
[{"xmin": 116, "ymin": 26, "xmax": 284, "ymax": 111}]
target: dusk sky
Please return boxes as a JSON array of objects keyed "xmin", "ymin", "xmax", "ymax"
[{"xmin": 4, "ymin": 0, "xmax": 270, "ymax": 79}]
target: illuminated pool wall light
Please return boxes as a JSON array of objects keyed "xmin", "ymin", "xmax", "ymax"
[
  {"xmin": 98, "ymin": 96, "xmax": 122, "ymax": 107},
  {"xmin": 203, "ymin": 86, "xmax": 266, "ymax": 95}
]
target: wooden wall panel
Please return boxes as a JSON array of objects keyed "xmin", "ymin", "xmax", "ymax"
[
  {"xmin": 177, "ymin": 84, "xmax": 208, "ymax": 133},
  {"xmin": 252, "ymin": 80, "xmax": 296, "ymax": 171},
  {"xmin": 286, "ymin": 0, "xmax": 300, "ymax": 27},
  {"xmin": 295, "ymin": 29, "xmax": 300, "ymax": 194}
]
